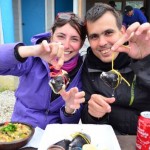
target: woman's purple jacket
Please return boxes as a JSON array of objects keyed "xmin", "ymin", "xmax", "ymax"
[{"xmin": 0, "ymin": 33, "xmax": 83, "ymax": 129}]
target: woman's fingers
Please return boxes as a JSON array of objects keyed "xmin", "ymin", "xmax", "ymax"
[
  {"xmin": 67, "ymin": 88, "xmax": 85, "ymax": 109},
  {"xmin": 70, "ymin": 97, "xmax": 85, "ymax": 109},
  {"xmin": 42, "ymin": 40, "xmax": 51, "ymax": 52},
  {"xmin": 59, "ymin": 89, "xmax": 67, "ymax": 98},
  {"xmin": 49, "ymin": 42, "xmax": 61, "ymax": 59},
  {"xmin": 49, "ymin": 42, "xmax": 64, "ymax": 69}
]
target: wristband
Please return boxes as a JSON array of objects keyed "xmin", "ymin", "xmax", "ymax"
[
  {"xmin": 65, "ymin": 106, "xmax": 76, "ymax": 114},
  {"xmin": 63, "ymin": 106, "xmax": 76, "ymax": 116}
]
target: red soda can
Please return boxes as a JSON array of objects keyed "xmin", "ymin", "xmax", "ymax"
[{"xmin": 136, "ymin": 111, "xmax": 150, "ymax": 150}]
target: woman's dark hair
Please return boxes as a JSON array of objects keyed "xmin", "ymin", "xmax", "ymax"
[{"xmin": 51, "ymin": 13, "xmax": 86, "ymax": 44}]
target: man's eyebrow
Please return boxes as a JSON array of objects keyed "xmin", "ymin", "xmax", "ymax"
[
  {"xmin": 104, "ymin": 29, "xmax": 114, "ymax": 33},
  {"xmin": 88, "ymin": 33, "xmax": 99, "ymax": 37}
]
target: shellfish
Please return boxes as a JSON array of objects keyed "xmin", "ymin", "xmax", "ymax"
[{"xmin": 49, "ymin": 66, "xmax": 70, "ymax": 94}]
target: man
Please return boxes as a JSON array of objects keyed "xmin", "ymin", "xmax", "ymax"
[
  {"xmin": 108, "ymin": 0, "xmax": 116, "ymax": 8},
  {"xmin": 81, "ymin": 3, "xmax": 150, "ymax": 135},
  {"xmin": 123, "ymin": 5, "xmax": 147, "ymax": 28},
  {"xmin": 140, "ymin": 6, "xmax": 149, "ymax": 21}
]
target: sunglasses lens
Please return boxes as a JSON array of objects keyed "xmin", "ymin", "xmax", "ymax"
[
  {"xmin": 58, "ymin": 14, "xmax": 71, "ymax": 20},
  {"xmin": 57, "ymin": 13, "xmax": 84, "ymax": 26}
]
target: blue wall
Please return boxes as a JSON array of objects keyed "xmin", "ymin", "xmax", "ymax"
[
  {"xmin": 21, "ymin": 0, "xmax": 45, "ymax": 45},
  {"xmin": 55, "ymin": 0, "xmax": 73, "ymax": 16},
  {"xmin": 0, "ymin": 0, "xmax": 14, "ymax": 43}
]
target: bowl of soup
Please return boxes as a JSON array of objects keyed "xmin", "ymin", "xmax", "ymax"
[{"xmin": 0, "ymin": 122, "xmax": 35, "ymax": 150}]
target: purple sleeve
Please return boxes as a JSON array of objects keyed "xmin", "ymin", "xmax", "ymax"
[
  {"xmin": 0, "ymin": 43, "xmax": 23, "ymax": 69},
  {"xmin": 31, "ymin": 32, "xmax": 51, "ymax": 45},
  {"xmin": 60, "ymin": 105, "xmax": 83, "ymax": 123},
  {"xmin": 0, "ymin": 43, "xmax": 33, "ymax": 76}
]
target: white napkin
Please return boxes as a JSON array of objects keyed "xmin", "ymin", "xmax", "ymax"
[{"xmin": 22, "ymin": 126, "xmax": 44, "ymax": 148}]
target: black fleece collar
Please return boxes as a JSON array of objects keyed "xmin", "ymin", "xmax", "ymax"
[{"xmin": 86, "ymin": 47, "xmax": 131, "ymax": 72}]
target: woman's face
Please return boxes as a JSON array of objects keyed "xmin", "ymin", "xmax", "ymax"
[{"xmin": 51, "ymin": 23, "xmax": 82, "ymax": 62}]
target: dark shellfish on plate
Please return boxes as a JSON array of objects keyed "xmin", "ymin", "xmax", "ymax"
[
  {"xmin": 47, "ymin": 132, "xmax": 91, "ymax": 150},
  {"xmin": 69, "ymin": 132, "xmax": 91, "ymax": 149},
  {"xmin": 48, "ymin": 139, "xmax": 71, "ymax": 150}
]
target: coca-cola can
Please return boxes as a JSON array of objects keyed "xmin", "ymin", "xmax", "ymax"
[{"xmin": 136, "ymin": 111, "xmax": 150, "ymax": 150}]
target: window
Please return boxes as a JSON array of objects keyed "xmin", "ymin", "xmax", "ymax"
[{"xmin": 126, "ymin": 1, "xmax": 143, "ymax": 8}]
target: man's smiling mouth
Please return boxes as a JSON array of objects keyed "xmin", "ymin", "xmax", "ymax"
[{"xmin": 98, "ymin": 48, "xmax": 111, "ymax": 54}]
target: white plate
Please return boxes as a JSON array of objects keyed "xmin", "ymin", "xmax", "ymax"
[{"xmin": 38, "ymin": 124, "xmax": 121, "ymax": 150}]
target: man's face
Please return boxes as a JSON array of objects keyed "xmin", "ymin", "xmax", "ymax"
[
  {"xmin": 87, "ymin": 12, "xmax": 125, "ymax": 63},
  {"xmin": 126, "ymin": 10, "xmax": 133, "ymax": 17}
]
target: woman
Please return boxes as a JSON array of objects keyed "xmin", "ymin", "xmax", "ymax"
[{"xmin": 0, "ymin": 12, "xmax": 86, "ymax": 129}]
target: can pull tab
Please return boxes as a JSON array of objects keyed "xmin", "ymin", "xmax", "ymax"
[{"xmin": 141, "ymin": 111, "xmax": 150, "ymax": 119}]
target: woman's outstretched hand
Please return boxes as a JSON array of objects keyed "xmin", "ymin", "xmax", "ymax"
[
  {"xmin": 60, "ymin": 87, "xmax": 85, "ymax": 114},
  {"xmin": 18, "ymin": 40, "xmax": 64, "ymax": 70},
  {"xmin": 38, "ymin": 40, "xmax": 64, "ymax": 70}
]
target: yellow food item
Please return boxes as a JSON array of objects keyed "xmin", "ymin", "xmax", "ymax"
[
  {"xmin": 111, "ymin": 52, "xmax": 130, "ymax": 87},
  {"xmin": 0, "ymin": 123, "xmax": 32, "ymax": 142},
  {"xmin": 82, "ymin": 144, "xmax": 97, "ymax": 150}
]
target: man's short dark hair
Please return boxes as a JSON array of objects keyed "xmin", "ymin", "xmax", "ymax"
[{"xmin": 85, "ymin": 3, "xmax": 122, "ymax": 30}]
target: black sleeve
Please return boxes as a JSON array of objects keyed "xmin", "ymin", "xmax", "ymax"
[
  {"xmin": 14, "ymin": 43, "xmax": 27, "ymax": 63},
  {"xmin": 81, "ymin": 102, "xmax": 109, "ymax": 124},
  {"xmin": 81, "ymin": 61, "xmax": 109, "ymax": 124},
  {"xmin": 131, "ymin": 55, "xmax": 150, "ymax": 89}
]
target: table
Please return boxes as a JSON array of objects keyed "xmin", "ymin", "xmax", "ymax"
[
  {"xmin": 117, "ymin": 135, "xmax": 136, "ymax": 150},
  {"xmin": 20, "ymin": 135, "xmax": 136, "ymax": 150}
]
